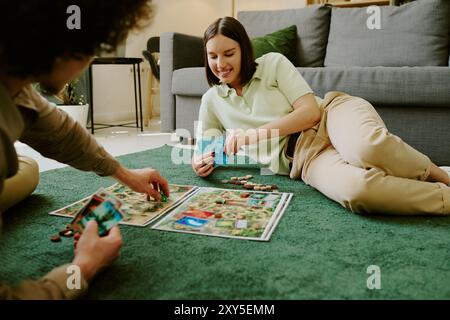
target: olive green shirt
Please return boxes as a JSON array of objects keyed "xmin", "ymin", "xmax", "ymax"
[
  {"xmin": 197, "ymin": 52, "xmax": 323, "ymax": 175},
  {"xmin": 0, "ymin": 83, "xmax": 120, "ymax": 299}
]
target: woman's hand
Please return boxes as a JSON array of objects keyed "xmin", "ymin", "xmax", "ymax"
[
  {"xmin": 192, "ymin": 151, "xmax": 215, "ymax": 178},
  {"xmin": 112, "ymin": 166, "xmax": 170, "ymax": 201},
  {"xmin": 224, "ymin": 129, "xmax": 247, "ymax": 155}
]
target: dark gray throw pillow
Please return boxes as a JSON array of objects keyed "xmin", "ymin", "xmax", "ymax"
[
  {"xmin": 238, "ymin": 5, "xmax": 331, "ymax": 67},
  {"xmin": 324, "ymin": 0, "xmax": 450, "ymax": 67}
]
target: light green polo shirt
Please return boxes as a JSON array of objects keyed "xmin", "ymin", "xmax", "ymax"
[{"xmin": 196, "ymin": 52, "xmax": 323, "ymax": 175}]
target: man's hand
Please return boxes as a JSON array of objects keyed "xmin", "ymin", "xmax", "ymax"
[
  {"xmin": 112, "ymin": 166, "xmax": 170, "ymax": 201},
  {"xmin": 72, "ymin": 221, "xmax": 123, "ymax": 282},
  {"xmin": 192, "ymin": 151, "xmax": 215, "ymax": 178}
]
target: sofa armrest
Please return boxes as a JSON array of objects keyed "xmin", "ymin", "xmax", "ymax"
[{"xmin": 160, "ymin": 32, "xmax": 204, "ymax": 133}]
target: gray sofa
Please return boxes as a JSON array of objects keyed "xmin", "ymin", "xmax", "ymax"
[{"xmin": 160, "ymin": 0, "xmax": 450, "ymax": 165}]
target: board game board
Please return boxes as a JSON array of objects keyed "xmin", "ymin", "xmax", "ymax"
[
  {"xmin": 50, "ymin": 184, "xmax": 292, "ymax": 241},
  {"xmin": 152, "ymin": 187, "xmax": 292, "ymax": 241},
  {"xmin": 49, "ymin": 183, "xmax": 195, "ymax": 226}
]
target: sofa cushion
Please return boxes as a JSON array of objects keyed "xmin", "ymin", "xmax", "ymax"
[
  {"xmin": 325, "ymin": 0, "xmax": 450, "ymax": 67},
  {"xmin": 172, "ymin": 66, "xmax": 450, "ymax": 109},
  {"xmin": 237, "ymin": 5, "xmax": 331, "ymax": 67},
  {"xmin": 251, "ymin": 25, "xmax": 297, "ymax": 63},
  {"xmin": 172, "ymin": 68, "xmax": 209, "ymax": 96},
  {"xmin": 299, "ymin": 66, "xmax": 450, "ymax": 108}
]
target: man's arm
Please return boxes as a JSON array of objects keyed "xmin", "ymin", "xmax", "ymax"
[
  {"xmin": 0, "ymin": 137, "xmax": 89, "ymax": 300},
  {"xmin": 0, "ymin": 264, "xmax": 88, "ymax": 300}
]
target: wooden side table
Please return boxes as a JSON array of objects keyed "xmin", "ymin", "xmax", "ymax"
[{"xmin": 88, "ymin": 57, "xmax": 144, "ymax": 134}]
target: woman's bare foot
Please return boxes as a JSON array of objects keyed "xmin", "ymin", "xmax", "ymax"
[{"xmin": 427, "ymin": 163, "xmax": 450, "ymax": 185}]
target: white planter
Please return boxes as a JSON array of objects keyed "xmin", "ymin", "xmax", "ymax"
[{"xmin": 56, "ymin": 104, "xmax": 89, "ymax": 127}]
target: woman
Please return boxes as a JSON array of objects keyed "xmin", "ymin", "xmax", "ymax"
[{"xmin": 192, "ymin": 17, "xmax": 450, "ymax": 215}]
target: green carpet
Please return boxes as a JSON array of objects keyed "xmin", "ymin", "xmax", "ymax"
[{"xmin": 1, "ymin": 145, "xmax": 450, "ymax": 299}]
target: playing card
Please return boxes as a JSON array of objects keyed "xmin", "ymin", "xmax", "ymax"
[
  {"xmin": 196, "ymin": 135, "xmax": 228, "ymax": 167},
  {"xmin": 212, "ymin": 136, "xmax": 228, "ymax": 166},
  {"xmin": 71, "ymin": 188, "xmax": 124, "ymax": 236}
]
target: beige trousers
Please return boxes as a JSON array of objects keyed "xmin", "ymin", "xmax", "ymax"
[
  {"xmin": 0, "ymin": 156, "xmax": 39, "ymax": 212},
  {"xmin": 290, "ymin": 92, "xmax": 450, "ymax": 215}
]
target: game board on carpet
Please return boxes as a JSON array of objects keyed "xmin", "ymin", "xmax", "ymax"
[
  {"xmin": 49, "ymin": 183, "xmax": 195, "ymax": 227},
  {"xmin": 49, "ymin": 183, "xmax": 292, "ymax": 241}
]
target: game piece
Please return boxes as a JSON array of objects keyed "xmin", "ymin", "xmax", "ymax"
[
  {"xmin": 61, "ymin": 229, "xmax": 74, "ymax": 237},
  {"xmin": 230, "ymin": 177, "xmax": 238, "ymax": 181},
  {"xmin": 221, "ymin": 180, "xmax": 229, "ymax": 184},
  {"xmin": 215, "ymin": 198, "xmax": 225, "ymax": 204},
  {"xmin": 160, "ymin": 190, "xmax": 168, "ymax": 202},
  {"xmin": 51, "ymin": 235, "xmax": 61, "ymax": 242},
  {"xmin": 59, "ymin": 226, "xmax": 74, "ymax": 236},
  {"xmin": 240, "ymin": 193, "xmax": 250, "ymax": 198}
]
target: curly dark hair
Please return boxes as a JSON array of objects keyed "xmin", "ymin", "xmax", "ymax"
[{"xmin": 0, "ymin": 0, "xmax": 153, "ymax": 78}]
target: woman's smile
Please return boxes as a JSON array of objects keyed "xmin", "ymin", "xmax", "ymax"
[{"xmin": 206, "ymin": 34, "xmax": 242, "ymax": 88}]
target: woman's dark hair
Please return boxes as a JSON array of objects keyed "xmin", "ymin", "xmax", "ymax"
[
  {"xmin": 0, "ymin": 0, "xmax": 153, "ymax": 78},
  {"xmin": 203, "ymin": 16, "xmax": 257, "ymax": 87}
]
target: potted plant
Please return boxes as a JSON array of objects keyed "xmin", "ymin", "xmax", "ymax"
[
  {"xmin": 53, "ymin": 78, "xmax": 89, "ymax": 127},
  {"xmin": 34, "ymin": 77, "xmax": 89, "ymax": 127}
]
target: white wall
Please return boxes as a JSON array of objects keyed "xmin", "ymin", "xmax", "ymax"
[
  {"xmin": 125, "ymin": 0, "xmax": 232, "ymax": 58},
  {"xmin": 93, "ymin": 0, "xmax": 306, "ymax": 124},
  {"xmin": 235, "ymin": 0, "xmax": 307, "ymax": 15},
  {"xmin": 91, "ymin": 65, "xmax": 150, "ymax": 124},
  {"xmin": 126, "ymin": 0, "xmax": 307, "ymax": 57}
]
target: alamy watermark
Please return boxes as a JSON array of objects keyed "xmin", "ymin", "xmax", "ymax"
[
  {"xmin": 366, "ymin": 265, "xmax": 381, "ymax": 290},
  {"xmin": 66, "ymin": 5, "xmax": 81, "ymax": 30},
  {"xmin": 66, "ymin": 264, "xmax": 81, "ymax": 290},
  {"xmin": 366, "ymin": 6, "xmax": 381, "ymax": 30}
]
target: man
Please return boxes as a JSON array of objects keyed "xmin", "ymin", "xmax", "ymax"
[{"xmin": 0, "ymin": 0, "xmax": 168, "ymax": 299}]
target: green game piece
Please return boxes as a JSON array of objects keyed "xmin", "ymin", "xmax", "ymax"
[{"xmin": 160, "ymin": 190, "xmax": 168, "ymax": 202}]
